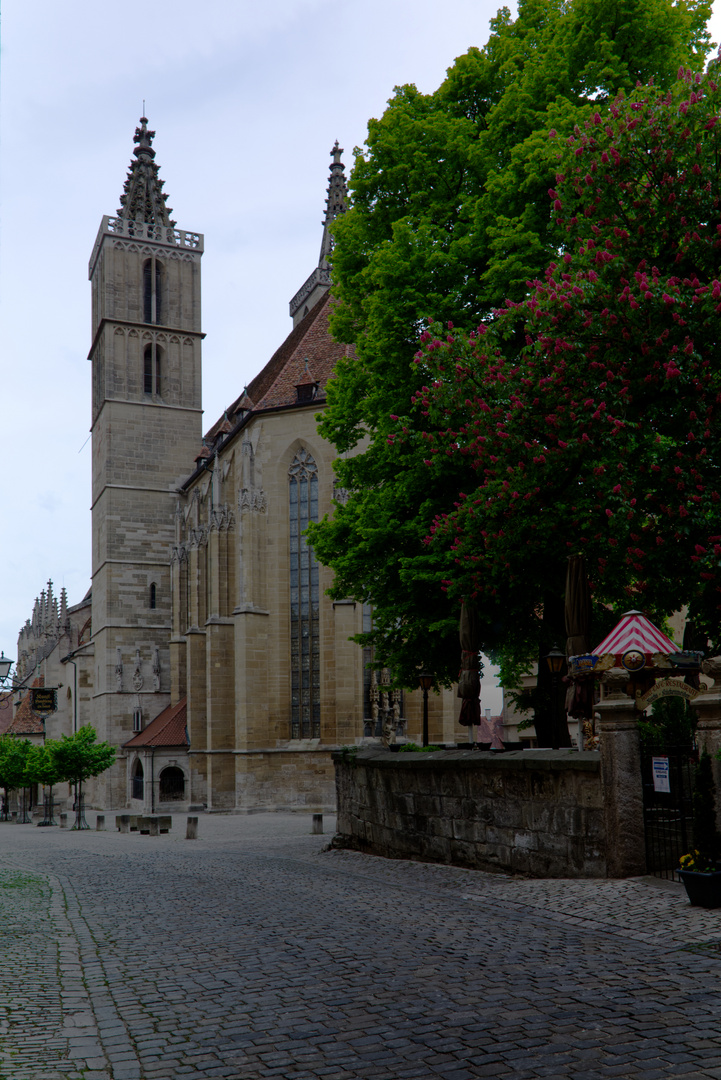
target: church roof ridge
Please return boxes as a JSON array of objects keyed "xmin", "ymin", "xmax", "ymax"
[{"xmin": 117, "ymin": 116, "xmax": 176, "ymax": 227}]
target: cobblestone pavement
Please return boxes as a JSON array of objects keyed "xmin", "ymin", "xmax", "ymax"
[{"xmin": 1, "ymin": 814, "xmax": 721, "ymax": 1080}]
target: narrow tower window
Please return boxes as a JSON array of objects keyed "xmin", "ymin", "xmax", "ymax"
[
  {"xmin": 143, "ymin": 260, "xmax": 152, "ymax": 323},
  {"xmin": 144, "ymin": 344, "xmax": 153, "ymax": 393},
  {"xmin": 149, "ymin": 582, "xmax": 157, "ymax": 609},
  {"xmin": 143, "ymin": 258, "xmax": 164, "ymax": 324},
  {"xmin": 143, "ymin": 344, "xmax": 163, "ymax": 396},
  {"xmin": 289, "ymin": 449, "xmax": 320, "ymax": 740}
]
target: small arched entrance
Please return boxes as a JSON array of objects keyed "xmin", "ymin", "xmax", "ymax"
[{"xmin": 159, "ymin": 766, "xmax": 185, "ymax": 802}]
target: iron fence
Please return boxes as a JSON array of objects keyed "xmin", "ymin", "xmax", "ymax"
[{"xmin": 640, "ymin": 738, "xmax": 697, "ymax": 880}]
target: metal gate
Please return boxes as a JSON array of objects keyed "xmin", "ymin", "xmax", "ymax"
[{"xmin": 640, "ymin": 738, "xmax": 697, "ymax": 880}]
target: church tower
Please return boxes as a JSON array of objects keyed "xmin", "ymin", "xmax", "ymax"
[{"xmin": 88, "ymin": 117, "xmax": 203, "ymax": 806}]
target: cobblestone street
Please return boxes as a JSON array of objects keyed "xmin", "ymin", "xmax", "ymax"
[{"xmin": 1, "ymin": 813, "xmax": 721, "ymax": 1079}]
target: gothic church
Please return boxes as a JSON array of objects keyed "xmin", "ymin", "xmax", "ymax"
[{"xmin": 15, "ymin": 120, "xmax": 461, "ymax": 812}]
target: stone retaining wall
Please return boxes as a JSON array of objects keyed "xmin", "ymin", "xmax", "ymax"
[{"xmin": 333, "ymin": 748, "xmax": 607, "ymax": 878}]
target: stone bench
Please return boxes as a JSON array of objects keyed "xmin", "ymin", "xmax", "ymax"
[
  {"xmin": 116, "ymin": 814, "xmax": 140, "ymax": 832},
  {"xmin": 116, "ymin": 814, "xmax": 172, "ymax": 834},
  {"xmin": 138, "ymin": 815, "xmax": 171, "ymax": 834}
]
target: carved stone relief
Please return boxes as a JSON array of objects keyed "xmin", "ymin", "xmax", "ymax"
[
  {"xmin": 132, "ymin": 649, "xmax": 144, "ymax": 692},
  {"xmin": 238, "ymin": 488, "xmax": 267, "ymax": 514}
]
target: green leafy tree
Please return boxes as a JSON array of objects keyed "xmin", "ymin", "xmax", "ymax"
[
  {"xmin": 25, "ymin": 743, "xmax": 63, "ymax": 818},
  {"xmin": 0, "ymin": 736, "xmax": 33, "ymax": 817},
  {"xmin": 418, "ymin": 73, "xmax": 721, "ymax": 667},
  {"xmin": 51, "ymin": 726, "xmax": 115, "ymax": 807},
  {"xmin": 311, "ymin": 0, "xmax": 713, "ymax": 687},
  {"xmin": 25, "ymin": 743, "xmax": 62, "ymax": 789},
  {"xmin": 639, "ymin": 697, "xmax": 697, "ymax": 751}
]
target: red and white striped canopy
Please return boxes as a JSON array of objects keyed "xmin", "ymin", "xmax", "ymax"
[{"xmin": 593, "ymin": 610, "xmax": 677, "ymax": 657}]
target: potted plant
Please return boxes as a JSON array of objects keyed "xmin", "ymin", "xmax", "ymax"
[{"xmin": 678, "ymin": 750, "xmax": 721, "ymax": 908}]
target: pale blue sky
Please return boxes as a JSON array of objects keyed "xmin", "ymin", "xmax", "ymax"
[{"xmin": 1, "ymin": 0, "xmax": 719, "ymax": 711}]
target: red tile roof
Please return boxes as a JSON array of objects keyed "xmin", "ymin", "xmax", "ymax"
[
  {"xmin": 7, "ymin": 678, "xmax": 46, "ymax": 735},
  {"xmin": 0, "ymin": 693, "xmax": 14, "ymax": 735},
  {"xmin": 252, "ymin": 292, "xmax": 349, "ymax": 411},
  {"xmin": 123, "ymin": 698, "xmax": 188, "ymax": 748},
  {"xmin": 202, "ymin": 291, "xmax": 353, "ymax": 445}
]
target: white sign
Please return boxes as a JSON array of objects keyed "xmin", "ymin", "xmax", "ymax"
[{"xmin": 652, "ymin": 756, "xmax": 671, "ymax": 794}]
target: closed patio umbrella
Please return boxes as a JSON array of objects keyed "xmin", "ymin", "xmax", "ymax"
[
  {"xmin": 458, "ymin": 601, "xmax": 482, "ymax": 735},
  {"xmin": 565, "ymin": 555, "xmax": 594, "ymax": 723}
]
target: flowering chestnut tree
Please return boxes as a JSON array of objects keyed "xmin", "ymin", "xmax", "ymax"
[
  {"xmin": 412, "ymin": 71, "xmax": 721, "ymax": 677},
  {"xmin": 311, "ymin": 2, "xmax": 713, "ymax": 693}
]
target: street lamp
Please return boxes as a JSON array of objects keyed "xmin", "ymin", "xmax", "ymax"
[
  {"xmin": 419, "ymin": 673, "xmax": 433, "ymax": 748},
  {"xmin": 544, "ymin": 645, "xmax": 565, "ymax": 748},
  {"xmin": 0, "ymin": 653, "xmax": 13, "ymax": 685}
]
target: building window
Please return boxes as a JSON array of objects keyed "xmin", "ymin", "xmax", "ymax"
[
  {"xmin": 289, "ymin": 448, "xmax": 320, "ymax": 739},
  {"xmin": 132, "ymin": 759, "xmax": 144, "ymax": 799},
  {"xmin": 143, "ymin": 258, "xmax": 163, "ymax": 324},
  {"xmin": 159, "ymin": 767, "xmax": 185, "ymax": 801},
  {"xmin": 149, "ymin": 582, "xmax": 157, "ymax": 609},
  {"xmin": 133, "ymin": 707, "xmax": 142, "ymax": 732},
  {"xmin": 143, "ymin": 343, "xmax": 162, "ymax": 396}
]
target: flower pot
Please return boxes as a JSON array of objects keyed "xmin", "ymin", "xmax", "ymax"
[{"xmin": 677, "ymin": 868, "xmax": 721, "ymax": 908}]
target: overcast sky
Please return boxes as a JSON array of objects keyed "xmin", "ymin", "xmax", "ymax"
[{"xmin": 1, "ymin": 1, "xmax": 720, "ymax": 711}]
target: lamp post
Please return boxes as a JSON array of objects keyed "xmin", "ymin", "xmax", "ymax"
[
  {"xmin": 419, "ymin": 673, "xmax": 433, "ymax": 748},
  {"xmin": 544, "ymin": 645, "xmax": 565, "ymax": 748},
  {"xmin": 0, "ymin": 653, "xmax": 13, "ymax": 684}
]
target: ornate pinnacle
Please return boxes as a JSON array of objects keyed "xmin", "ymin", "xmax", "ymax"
[
  {"xmin": 319, "ymin": 141, "xmax": 347, "ymax": 268},
  {"xmin": 117, "ymin": 116, "xmax": 176, "ymax": 227},
  {"xmin": 133, "ymin": 116, "xmax": 156, "ymax": 158}
]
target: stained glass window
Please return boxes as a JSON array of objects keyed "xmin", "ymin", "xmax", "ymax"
[{"xmin": 289, "ymin": 449, "xmax": 320, "ymax": 739}]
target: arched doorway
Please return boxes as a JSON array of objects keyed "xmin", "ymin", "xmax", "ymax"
[
  {"xmin": 132, "ymin": 759, "xmax": 144, "ymax": 801},
  {"xmin": 159, "ymin": 766, "xmax": 185, "ymax": 801}
]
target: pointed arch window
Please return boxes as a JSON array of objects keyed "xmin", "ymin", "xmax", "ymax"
[
  {"xmin": 143, "ymin": 258, "xmax": 163, "ymax": 324},
  {"xmin": 149, "ymin": 582, "xmax": 157, "ymax": 609},
  {"xmin": 132, "ymin": 758, "xmax": 144, "ymax": 799},
  {"xmin": 143, "ymin": 343, "xmax": 162, "ymax": 396},
  {"xmin": 289, "ymin": 448, "xmax": 320, "ymax": 739}
]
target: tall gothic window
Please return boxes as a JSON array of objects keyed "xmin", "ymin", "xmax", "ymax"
[
  {"xmin": 143, "ymin": 343, "xmax": 162, "ymax": 396},
  {"xmin": 289, "ymin": 448, "xmax": 320, "ymax": 739},
  {"xmin": 143, "ymin": 258, "xmax": 163, "ymax": 324}
]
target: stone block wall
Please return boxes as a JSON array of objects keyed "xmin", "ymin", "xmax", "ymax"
[{"xmin": 333, "ymin": 748, "xmax": 607, "ymax": 878}]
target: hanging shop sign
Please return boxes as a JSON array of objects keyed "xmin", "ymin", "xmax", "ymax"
[{"xmin": 30, "ymin": 687, "xmax": 57, "ymax": 718}]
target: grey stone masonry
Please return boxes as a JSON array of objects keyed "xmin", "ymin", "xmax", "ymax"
[{"xmin": 333, "ymin": 747, "xmax": 607, "ymax": 877}]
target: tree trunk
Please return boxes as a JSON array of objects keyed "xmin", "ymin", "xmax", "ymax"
[{"xmin": 533, "ymin": 586, "xmax": 572, "ymax": 749}]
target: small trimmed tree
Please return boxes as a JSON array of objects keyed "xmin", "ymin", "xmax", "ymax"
[
  {"xmin": 0, "ymin": 737, "xmax": 33, "ymax": 820},
  {"xmin": 51, "ymin": 726, "xmax": 115, "ymax": 829},
  {"xmin": 25, "ymin": 743, "xmax": 63, "ymax": 823}
]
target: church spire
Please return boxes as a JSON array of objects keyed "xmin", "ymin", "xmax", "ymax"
[
  {"xmin": 117, "ymin": 117, "xmax": 175, "ymax": 227},
  {"xmin": 318, "ymin": 141, "xmax": 348, "ymax": 269},
  {"xmin": 289, "ymin": 142, "xmax": 348, "ymax": 327}
]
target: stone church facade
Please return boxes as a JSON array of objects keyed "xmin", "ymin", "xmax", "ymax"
[{"xmin": 13, "ymin": 120, "xmax": 462, "ymax": 812}]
